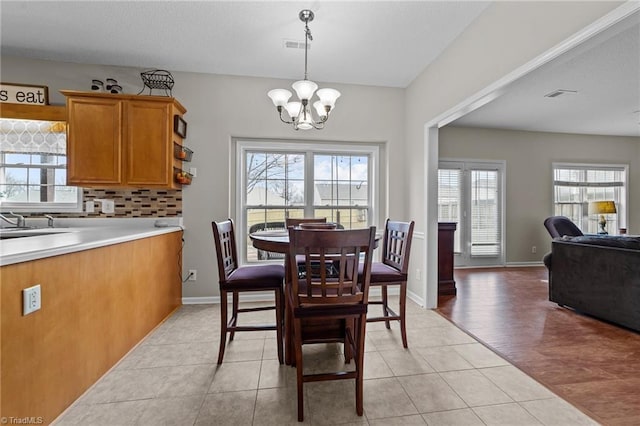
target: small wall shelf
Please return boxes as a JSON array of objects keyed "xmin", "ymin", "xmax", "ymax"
[
  {"xmin": 174, "ymin": 142, "xmax": 193, "ymax": 162},
  {"xmin": 174, "ymin": 167, "xmax": 193, "ymax": 185}
]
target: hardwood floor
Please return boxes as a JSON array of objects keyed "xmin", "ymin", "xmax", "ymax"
[{"xmin": 437, "ymin": 266, "xmax": 640, "ymax": 426}]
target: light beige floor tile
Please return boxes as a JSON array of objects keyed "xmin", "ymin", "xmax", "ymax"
[
  {"xmin": 379, "ymin": 349, "xmax": 435, "ymax": 376},
  {"xmin": 368, "ymin": 414, "xmax": 426, "ymax": 425},
  {"xmin": 209, "ymin": 360, "xmax": 262, "ymax": 393},
  {"xmin": 302, "ymin": 351, "xmax": 354, "ymax": 375},
  {"xmin": 440, "ymin": 370, "xmax": 513, "ymax": 407},
  {"xmin": 143, "ymin": 322, "xmax": 219, "ymax": 345},
  {"xmin": 221, "ymin": 337, "xmax": 265, "ymax": 362},
  {"xmin": 364, "ymin": 351, "xmax": 394, "ymax": 379},
  {"xmin": 480, "ymin": 365, "xmax": 555, "ymax": 402},
  {"xmin": 421, "ymin": 408, "xmax": 484, "ymax": 425},
  {"xmin": 259, "ymin": 359, "xmax": 296, "ymax": 389},
  {"xmin": 136, "ymin": 395, "xmax": 204, "ymax": 425},
  {"xmin": 305, "ymin": 381, "xmax": 367, "ymax": 425},
  {"xmin": 58, "ymin": 400, "xmax": 148, "ymax": 425},
  {"xmin": 155, "ymin": 364, "xmax": 216, "ymax": 397},
  {"xmin": 133, "ymin": 341, "xmax": 217, "ymax": 368},
  {"xmin": 367, "ymin": 329, "xmax": 407, "ymax": 350},
  {"xmin": 405, "ymin": 312, "xmax": 452, "ymax": 330},
  {"xmin": 452, "ymin": 343, "xmax": 509, "ymax": 369},
  {"xmin": 398, "ymin": 374, "xmax": 467, "ymax": 413},
  {"xmin": 472, "ymin": 402, "xmax": 542, "ymax": 425},
  {"xmin": 394, "ymin": 327, "xmax": 474, "ymax": 349},
  {"xmin": 415, "ymin": 347, "xmax": 474, "ymax": 372},
  {"xmin": 262, "ymin": 336, "xmax": 282, "ymax": 360},
  {"xmin": 363, "ymin": 377, "xmax": 419, "ymax": 419},
  {"xmin": 80, "ymin": 368, "xmax": 163, "ymax": 404},
  {"xmin": 520, "ymin": 398, "xmax": 600, "ymax": 426},
  {"xmin": 254, "ymin": 386, "xmax": 302, "ymax": 425},
  {"xmin": 195, "ymin": 390, "xmax": 257, "ymax": 425}
]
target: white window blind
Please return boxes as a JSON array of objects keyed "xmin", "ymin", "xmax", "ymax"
[
  {"xmin": 437, "ymin": 168, "xmax": 462, "ymax": 253},
  {"xmin": 470, "ymin": 169, "xmax": 500, "ymax": 257}
]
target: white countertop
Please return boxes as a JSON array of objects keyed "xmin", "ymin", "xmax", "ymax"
[{"xmin": 0, "ymin": 218, "xmax": 183, "ymax": 266}]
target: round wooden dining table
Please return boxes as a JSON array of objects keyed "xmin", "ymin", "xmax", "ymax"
[{"xmin": 249, "ymin": 229, "xmax": 379, "ymax": 365}]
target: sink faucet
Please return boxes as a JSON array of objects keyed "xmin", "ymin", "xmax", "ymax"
[
  {"xmin": 44, "ymin": 214, "xmax": 55, "ymax": 228},
  {"xmin": 0, "ymin": 212, "xmax": 26, "ymax": 228}
]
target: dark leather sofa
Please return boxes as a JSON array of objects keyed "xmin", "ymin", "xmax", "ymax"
[{"xmin": 548, "ymin": 235, "xmax": 640, "ymax": 332}]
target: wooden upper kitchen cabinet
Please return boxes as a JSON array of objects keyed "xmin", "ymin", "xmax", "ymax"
[{"xmin": 61, "ymin": 90, "xmax": 187, "ymax": 188}]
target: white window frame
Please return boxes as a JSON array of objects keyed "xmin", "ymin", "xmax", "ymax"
[
  {"xmin": 0, "ymin": 152, "xmax": 82, "ymax": 214},
  {"xmin": 235, "ymin": 138, "xmax": 380, "ymax": 264},
  {"xmin": 552, "ymin": 162, "xmax": 628, "ymax": 233}
]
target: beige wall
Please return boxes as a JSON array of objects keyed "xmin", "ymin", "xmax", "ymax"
[
  {"xmin": 404, "ymin": 1, "xmax": 625, "ymax": 306},
  {"xmin": 0, "ymin": 56, "xmax": 405, "ymax": 300},
  {"xmin": 440, "ymin": 126, "xmax": 640, "ymax": 263}
]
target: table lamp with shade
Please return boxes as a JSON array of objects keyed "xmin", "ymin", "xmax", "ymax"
[{"xmin": 588, "ymin": 201, "xmax": 617, "ymax": 234}]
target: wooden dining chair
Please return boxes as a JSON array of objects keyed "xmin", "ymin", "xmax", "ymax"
[
  {"xmin": 366, "ymin": 219, "xmax": 415, "ymax": 348},
  {"xmin": 287, "ymin": 226, "xmax": 376, "ymax": 421},
  {"xmin": 212, "ymin": 219, "xmax": 284, "ymax": 364}
]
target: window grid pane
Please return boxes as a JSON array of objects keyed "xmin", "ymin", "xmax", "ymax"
[
  {"xmin": 244, "ymin": 148, "xmax": 372, "ymax": 262},
  {"xmin": 1, "ymin": 118, "xmax": 79, "ymax": 209},
  {"xmin": 553, "ymin": 165, "xmax": 625, "ymax": 234}
]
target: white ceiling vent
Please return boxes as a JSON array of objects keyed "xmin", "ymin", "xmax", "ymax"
[
  {"xmin": 544, "ymin": 89, "xmax": 578, "ymax": 98},
  {"xmin": 283, "ymin": 39, "xmax": 310, "ymax": 50}
]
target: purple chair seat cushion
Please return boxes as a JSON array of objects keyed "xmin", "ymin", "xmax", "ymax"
[
  {"xmin": 358, "ymin": 262, "xmax": 406, "ymax": 284},
  {"xmin": 222, "ymin": 264, "xmax": 284, "ymax": 290}
]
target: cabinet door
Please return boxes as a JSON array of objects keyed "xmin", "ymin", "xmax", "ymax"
[
  {"xmin": 67, "ymin": 97, "xmax": 123, "ymax": 185},
  {"xmin": 124, "ymin": 100, "xmax": 172, "ymax": 187}
]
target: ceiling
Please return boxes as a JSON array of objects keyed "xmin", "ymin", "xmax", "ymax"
[
  {"xmin": 451, "ymin": 10, "xmax": 640, "ymax": 137},
  {"xmin": 0, "ymin": 1, "xmax": 489, "ymax": 88},
  {"xmin": 2, "ymin": 2, "xmax": 638, "ymax": 137}
]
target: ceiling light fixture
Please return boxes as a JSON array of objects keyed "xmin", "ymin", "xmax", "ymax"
[{"xmin": 267, "ymin": 10, "xmax": 340, "ymax": 131}]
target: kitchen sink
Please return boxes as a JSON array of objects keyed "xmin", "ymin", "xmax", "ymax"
[{"xmin": 0, "ymin": 228, "xmax": 71, "ymax": 239}]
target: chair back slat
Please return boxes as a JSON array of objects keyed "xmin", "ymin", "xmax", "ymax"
[
  {"xmin": 212, "ymin": 219, "xmax": 239, "ymax": 282},
  {"xmin": 288, "ymin": 227, "xmax": 376, "ymax": 309},
  {"xmin": 381, "ymin": 219, "xmax": 415, "ymax": 274}
]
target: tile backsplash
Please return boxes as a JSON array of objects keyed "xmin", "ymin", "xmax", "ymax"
[{"xmin": 23, "ymin": 188, "xmax": 182, "ymax": 218}]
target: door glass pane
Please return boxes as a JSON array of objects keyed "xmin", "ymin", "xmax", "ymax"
[
  {"xmin": 470, "ymin": 170, "xmax": 499, "ymax": 257},
  {"xmin": 437, "ymin": 168, "xmax": 461, "ymax": 253}
]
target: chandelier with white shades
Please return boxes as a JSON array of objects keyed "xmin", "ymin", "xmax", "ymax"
[{"xmin": 267, "ymin": 10, "xmax": 340, "ymax": 130}]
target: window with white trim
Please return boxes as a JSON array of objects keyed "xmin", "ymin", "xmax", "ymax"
[
  {"xmin": 553, "ymin": 163, "xmax": 627, "ymax": 234},
  {"xmin": 237, "ymin": 140, "xmax": 379, "ymax": 262},
  {"xmin": 0, "ymin": 118, "xmax": 81, "ymax": 212}
]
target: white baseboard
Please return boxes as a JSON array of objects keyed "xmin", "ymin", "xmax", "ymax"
[
  {"xmin": 182, "ymin": 296, "xmax": 218, "ymax": 304},
  {"xmin": 407, "ymin": 289, "xmax": 425, "ymax": 308},
  {"xmin": 504, "ymin": 261, "xmax": 545, "ymax": 267}
]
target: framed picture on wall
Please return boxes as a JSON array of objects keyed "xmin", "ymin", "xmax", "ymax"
[{"xmin": 173, "ymin": 115, "xmax": 187, "ymax": 138}]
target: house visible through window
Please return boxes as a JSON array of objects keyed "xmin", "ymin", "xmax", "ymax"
[
  {"xmin": 238, "ymin": 140, "xmax": 378, "ymax": 262},
  {"xmin": 553, "ymin": 163, "xmax": 627, "ymax": 234},
  {"xmin": 0, "ymin": 118, "xmax": 81, "ymax": 212}
]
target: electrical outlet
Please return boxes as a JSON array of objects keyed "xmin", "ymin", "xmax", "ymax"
[
  {"xmin": 102, "ymin": 199, "xmax": 115, "ymax": 213},
  {"xmin": 85, "ymin": 200, "xmax": 95, "ymax": 213},
  {"xmin": 189, "ymin": 167, "xmax": 197, "ymax": 177},
  {"xmin": 23, "ymin": 284, "xmax": 41, "ymax": 315},
  {"xmin": 532, "ymin": 246, "xmax": 537, "ymax": 254},
  {"xmin": 415, "ymin": 268, "xmax": 421, "ymax": 281},
  {"xmin": 188, "ymin": 269, "xmax": 197, "ymax": 281}
]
